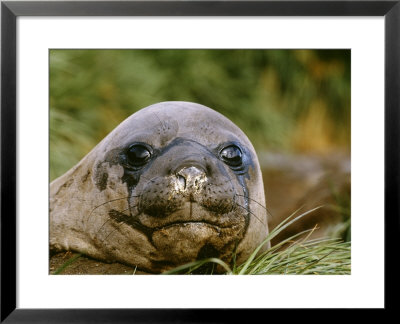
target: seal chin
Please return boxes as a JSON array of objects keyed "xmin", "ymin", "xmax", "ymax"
[{"xmin": 150, "ymin": 221, "xmax": 244, "ymax": 268}]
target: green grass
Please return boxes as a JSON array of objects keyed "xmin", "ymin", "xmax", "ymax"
[{"xmin": 52, "ymin": 253, "xmax": 82, "ymax": 274}]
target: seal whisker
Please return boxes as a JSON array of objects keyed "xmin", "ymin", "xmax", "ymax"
[
  {"xmin": 96, "ymin": 219, "xmax": 114, "ymax": 238},
  {"xmin": 101, "ymin": 227, "xmax": 120, "ymax": 243},
  {"xmin": 141, "ymin": 175, "xmax": 163, "ymax": 185},
  {"xmin": 95, "ymin": 205, "xmax": 138, "ymax": 239},
  {"xmin": 136, "ymin": 175, "xmax": 152, "ymax": 183},
  {"xmin": 89, "ymin": 195, "xmax": 138, "ymax": 213},
  {"xmin": 235, "ymin": 194, "xmax": 274, "ymax": 220},
  {"xmin": 101, "ymin": 208, "xmax": 147, "ymax": 244},
  {"xmin": 233, "ymin": 201, "xmax": 267, "ymax": 227},
  {"xmin": 85, "ymin": 195, "xmax": 140, "ymax": 226}
]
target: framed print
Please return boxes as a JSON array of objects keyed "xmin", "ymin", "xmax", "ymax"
[{"xmin": 1, "ymin": 0, "xmax": 399, "ymax": 321}]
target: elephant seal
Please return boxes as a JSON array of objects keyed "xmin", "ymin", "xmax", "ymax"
[{"xmin": 50, "ymin": 101, "xmax": 269, "ymax": 273}]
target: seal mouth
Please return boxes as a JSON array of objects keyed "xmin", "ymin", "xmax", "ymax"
[
  {"xmin": 135, "ymin": 201, "xmax": 244, "ymax": 230},
  {"xmin": 108, "ymin": 200, "xmax": 246, "ymax": 245},
  {"xmin": 109, "ymin": 205, "xmax": 238, "ymax": 233},
  {"xmin": 150, "ymin": 220, "xmax": 230, "ymax": 232}
]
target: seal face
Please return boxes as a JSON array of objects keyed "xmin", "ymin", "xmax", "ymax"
[{"xmin": 50, "ymin": 102, "xmax": 269, "ymax": 273}]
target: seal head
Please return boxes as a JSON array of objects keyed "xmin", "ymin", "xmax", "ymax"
[{"xmin": 50, "ymin": 102, "xmax": 269, "ymax": 273}]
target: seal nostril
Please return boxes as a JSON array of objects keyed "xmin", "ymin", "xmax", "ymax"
[
  {"xmin": 177, "ymin": 174, "xmax": 186, "ymax": 189},
  {"xmin": 176, "ymin": 166, "xmax": 207, "ymax": 191}
]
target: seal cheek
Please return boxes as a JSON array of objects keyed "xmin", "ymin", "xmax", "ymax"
[
  {"xmin": 95, "ymin": 171, "xmax": 108, "ymax": 191},
  {"xmin": 104, "ymin": 164, "xmax": 125, "ymax": 190},
  {"xmin": 93, "ymin": 162, "xmax": 125, "ymax": 191}
]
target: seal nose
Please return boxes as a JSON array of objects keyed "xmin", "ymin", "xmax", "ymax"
[{"xmin": 176, "ymin": 166, "xmax": 206, "ymax": 191}]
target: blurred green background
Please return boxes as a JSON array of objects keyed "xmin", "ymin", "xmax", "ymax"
[{"xmin": 50, "ymin": 49, "xmax": 350, "ymax": 181}]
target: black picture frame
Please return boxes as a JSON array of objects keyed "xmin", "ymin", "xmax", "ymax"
[{"xmin": 1, "ymin": 0, "xmax": 398, "ymax": 322}]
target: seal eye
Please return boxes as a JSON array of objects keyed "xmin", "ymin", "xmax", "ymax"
[
  {"xmin": 127, "ymin": 144, "xmax": 151, "ymax": 167},
  {"xmin": 220, "ymin": 145, "xmax": 243, "ymax": 167}
]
